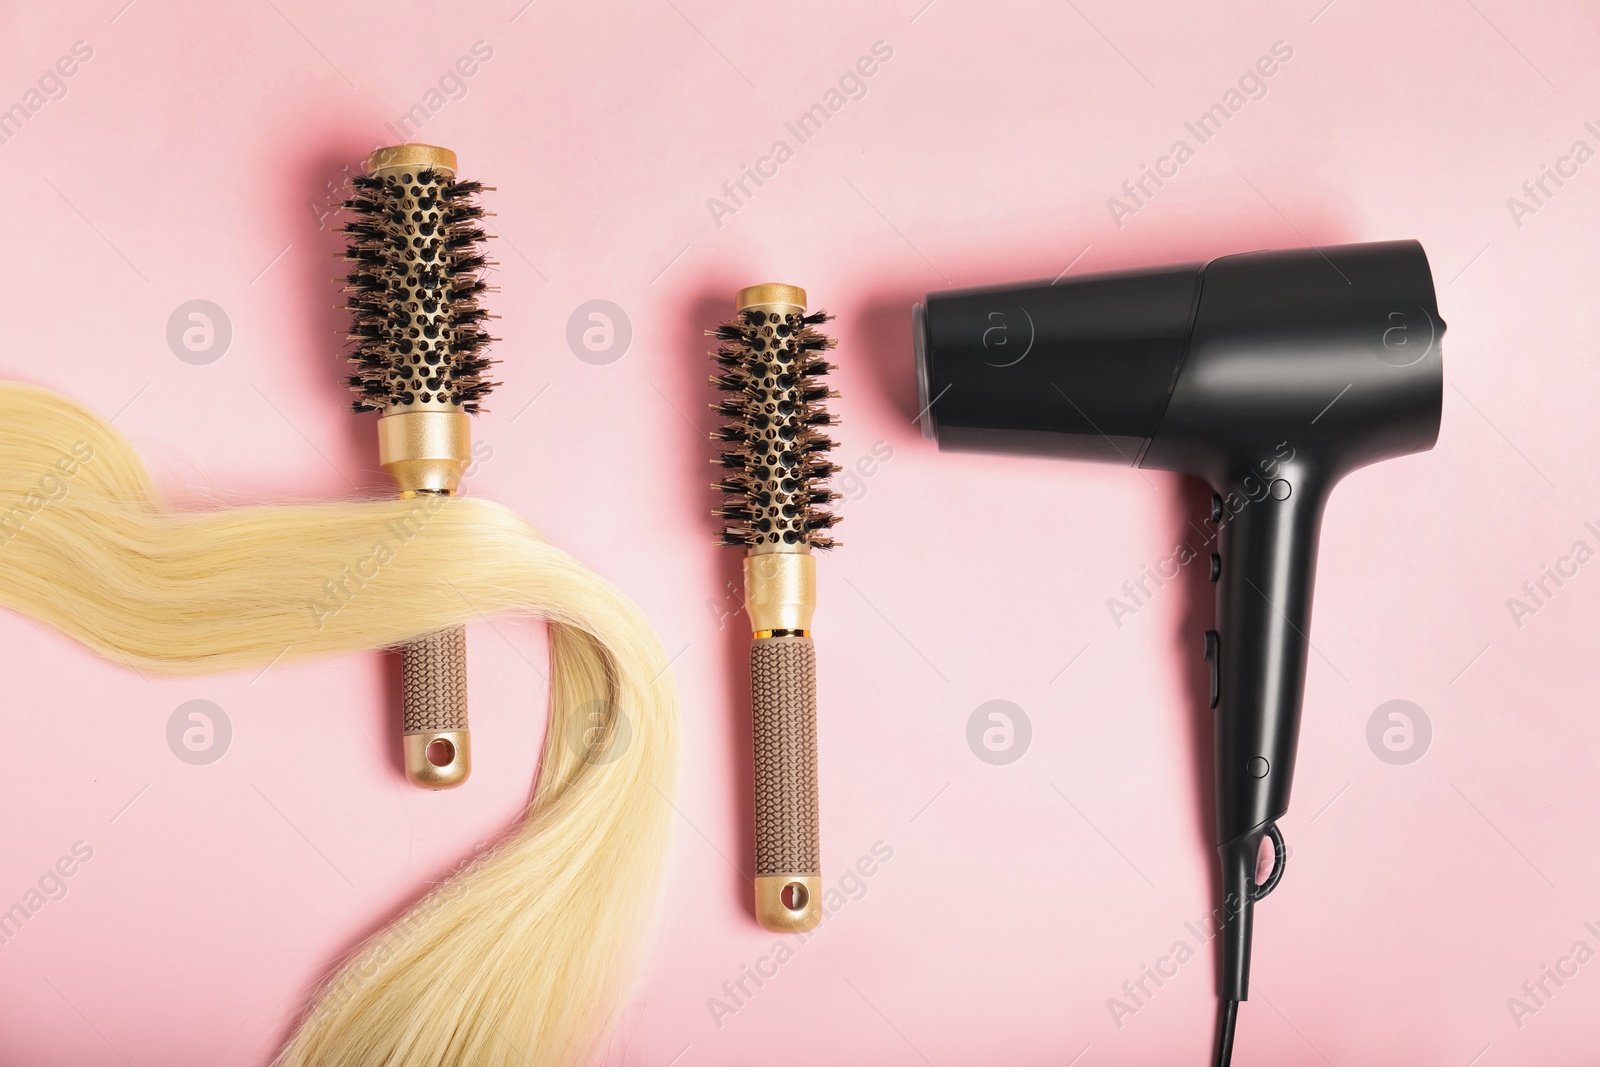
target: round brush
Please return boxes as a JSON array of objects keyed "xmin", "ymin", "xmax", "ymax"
[
  {"xmin": 341, "ymin": 143, "xmax": 496, "ymax": 789},
  {"xmin": 708, "ymin": 284, "xmax": 839, "ymax": 933}
]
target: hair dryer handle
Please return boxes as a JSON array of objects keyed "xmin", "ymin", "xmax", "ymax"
[
  {"xmin": 1210, "ymin": 462, "xmax": 1327, "ymax": 841},
  {"xmin": 1209, "ymin": 461, "xmax": 1326, "ymax": 1000}
]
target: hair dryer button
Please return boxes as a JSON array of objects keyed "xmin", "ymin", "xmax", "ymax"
[
  {"xmin": 1248, "ymin": 757, "xmax": 1270, "ymax": 778},
  {"xmin": 1203, "ymin": 629, "xmax": 1220, "ymax": 708},
  {"xmin": 1209, "ymin": 554, "xmax": 1221, "ymax": 582},
  {"xmin": 1210, "ymin": 493, "xmax": 1224, "ymax": 521}
]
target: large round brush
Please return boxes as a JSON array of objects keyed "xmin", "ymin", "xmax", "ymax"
[
  {"xmin": 708, "ymin": 283, "xmax": 839, "ymax": 932},
  {"xmin": 341, "ymin": 143, "xmax": 496, "ymax": 789}
]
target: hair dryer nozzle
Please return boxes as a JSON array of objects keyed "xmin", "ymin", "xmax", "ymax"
[
  {"xmin": 913, "ymin": 302, "xmax": 935, "ymax": 442},
  {"xmin": 914, "ymin": 264, "xmax": 1203, "ymax": 463}
]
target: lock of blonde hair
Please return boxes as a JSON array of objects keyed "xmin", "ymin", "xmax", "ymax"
[{"xmin": 0, "ymin": 381, "xmax": 678, "ymax": 1066}]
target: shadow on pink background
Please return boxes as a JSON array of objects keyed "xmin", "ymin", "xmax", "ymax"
[{"xmin": 1, "ymin": 1, "xmax": 1597, "ymax": 1064}]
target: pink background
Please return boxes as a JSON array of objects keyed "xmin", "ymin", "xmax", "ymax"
[{"xmin": 2, "ymin": 1, "xmax": 1598, "ymax": 1063}]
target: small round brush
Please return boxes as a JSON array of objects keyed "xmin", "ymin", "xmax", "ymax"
[
  {"xmin": 709, "ymin": 283, "xmax": 839, "ymax": 932},
  {"xmin": 341, "ymin": 143, "xmax": 496, "ymax": 789}
]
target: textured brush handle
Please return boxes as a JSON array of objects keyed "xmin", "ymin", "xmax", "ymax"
[
  {"xmin": 750, "ymin": 635, "xmax": 823, "ymax": 932},
  {"xmin": 400, "ymin": 625, "xmax": 471, "ymax": 788}
]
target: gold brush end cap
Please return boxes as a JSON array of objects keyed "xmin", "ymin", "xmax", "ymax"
[
  {"xmin": 403, "ymin": 730, "xmax": 471, "ymax": 789},
  {"xmin": 737, "ymin": 283, "xmax": 806, "ymax": 311},
  {"xmin": 367, "ymin": 143, "xmax": 458, "ymax": 178},
  {"xmin": 755, "ymin": 875, "xmax": 823, "ymax": 933}
]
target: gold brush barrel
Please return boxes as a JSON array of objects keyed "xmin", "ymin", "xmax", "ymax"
[{"xmin": 357, "ymin": 143, "xmax": 483, "ymax": 789}]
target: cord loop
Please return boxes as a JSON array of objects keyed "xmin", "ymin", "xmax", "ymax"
[{"xmin": 1249, "ymin": 824, "xmax": 1287, "ymax": 901}]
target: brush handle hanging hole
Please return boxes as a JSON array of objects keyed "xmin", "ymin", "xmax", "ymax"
[{"xmin": 780, "ymin": 881, "xmax": 809, "ymax": 911}]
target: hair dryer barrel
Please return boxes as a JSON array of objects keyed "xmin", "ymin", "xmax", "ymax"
[{"xmin": 917, "ymin": 243, "xmax": 1442, "ymax": 474}]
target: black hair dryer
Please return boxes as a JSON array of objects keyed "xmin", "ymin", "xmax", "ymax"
[{"xmin": 914, "ymin": 240, "xmax": 1443, "ymax": 1064}]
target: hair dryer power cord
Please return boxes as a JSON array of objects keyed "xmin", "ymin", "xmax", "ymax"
[
  {"xmin": 1212, "ymin": 824, "xmax": 1286, "ymax": 1066},
  {"xmin": 1212, "ymin": 998, "xmax": 1239, "ymax": 1067}
]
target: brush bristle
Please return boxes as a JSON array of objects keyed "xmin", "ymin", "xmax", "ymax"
[
  {"xmin": 707, "ymin": 307, "xmax": 840, "ymax": 549},
  {"xmin": 340, "ymin": 168, "xmax": 498, "ymax": 413}
]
